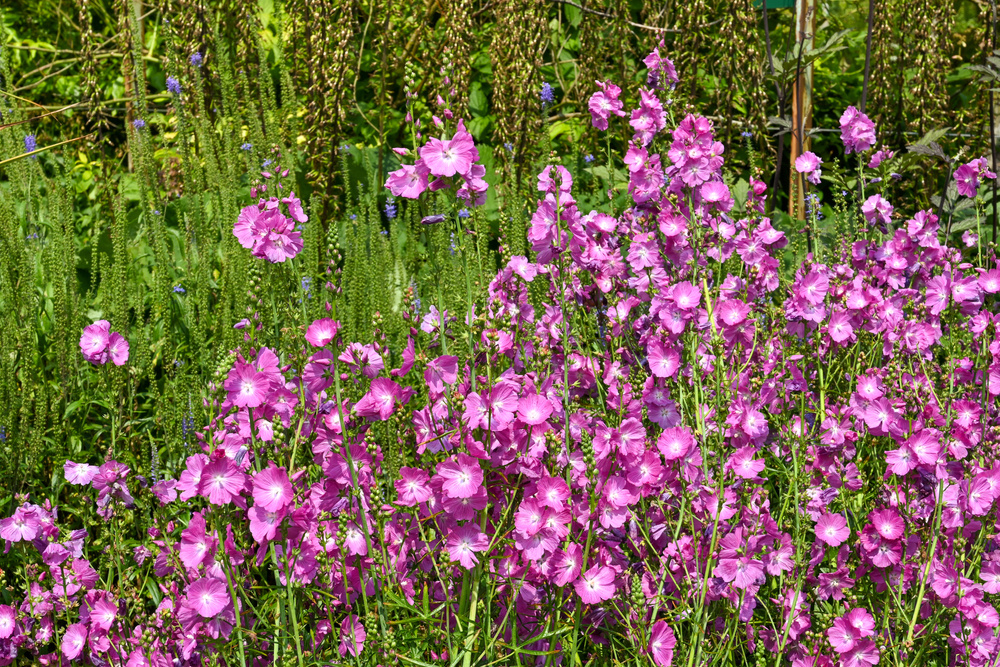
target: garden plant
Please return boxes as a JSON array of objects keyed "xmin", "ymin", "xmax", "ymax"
[{"xmin": 2, "ymin": 1, "xmax": 1000, "ymax": 666}]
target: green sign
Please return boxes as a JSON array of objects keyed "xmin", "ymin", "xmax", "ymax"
[{"xmin": 754, "ymin": 0, "xmax": 796, "ymax": 8}]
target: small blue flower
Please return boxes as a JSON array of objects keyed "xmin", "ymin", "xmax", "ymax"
[
  {"xmin": 0, "ymin": 426, "xmax": 7, "ymax": 442},
  {"xmin": 584, "ymin": 154, "xmax": 594, "ymax": 163},
  {"xmin": 540, "ymin": 82, "xmax": 555, "ymax": 106},
  {"xmin": 153, "ymin": 210, "xmax": 161, "ymax": 216},
  {"xmin": 385, "ymin": 197, "xmax": 397, "ymax": 220},
  {"xmin": 166, "ymin": 76, "xmax": 182, "ymax": 95},
  {"xmin": 24, "ymin": 134, "xmax": 37, "ymax": 154},
  {"xmin": 504, "ymin": 142, "xmax": 514, "ymax": 153},
  {"xmin": 241, "ymin": 142, "xmax": 253, "ymax": 151},
  {"xmin": 350, "ymin": 214, "xmax": 357, "ymax": 220},
  {"xmin": 449, "ymin": 232, "xmax": 457, "ymax": 255},
  {"xmin": 173, "ymin": 285, "xmax": 186, "ymax": 293},
  {"xmin": 458, "ymin": 208, "xmax": 470, "ymax": 219},
  {"xmin": 189, "ymin": 52, "xmax": 203, "ymax": 67},
  {"xmin": 740, "ymin": 131, "xmax": 752, "ymax": 138},
  {"xmin": 262, "ymin": 159, "xmax": 273, "ymax": 168},
  {"xmin": 133, "ymin": 119, "xmax": 146, "ymax": 129}
]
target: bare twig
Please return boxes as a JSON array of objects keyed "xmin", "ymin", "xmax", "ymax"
[
  {"xmin": 548, "ymin": 0, "xmax": 688, "ymax": 33},
  {"xmin": 0, "ymin": 133, "xmax": 96, "ymax": 168},
  {"xmin": 0, "ymin": 103, "xmax": 83, "ymax": 131}
]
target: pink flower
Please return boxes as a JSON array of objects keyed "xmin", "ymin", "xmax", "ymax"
[
  {"xmin": 861, "ymin": 194, "xmax": 892, "ymax": 229},
  {"xmin": 551, "ymin": 543, "xmax": 583, "ymax": 586},
  {"xmin": 795, "ymin": 151, "xmax": 823, "ymax": 185},
  {"xmin": 436, "ymin": 454, "xmax": 483, "ymax": 499},
  {"xmin": 419, "ymin": 127, "xmax": 479, "ymax": 178},
  {"xmin": 629, "ymin": 89, "xmax": 667, "ymax": 146},
  {"xmin": 575, "ymin": 564, "xmax": 616, "ymax": 604},
  {"xmin": 729, "ymin": 446, "xmax": 765, "ymax": 479},
  {"xmin": 842, "ymin": 640, "xmax": 880, "ymax": 667},
  {"xmin": 649, "ymin": 620, "xmax": 677, "ymax": 667},
  {"xmin": 868, "ymin": 149, "xmax": 894, "ymax": 168},
  {"xmin": 385, "ymin": 161, "xmax": 430, "ymax": 199},
  {"xmin": 446, "ymin": 524, "xmax": 488, "ymax": 569},
  {"xmin": 828, "ymin": 310, "xmax": 855, "ymax": 344},
  {"xmin": 517, "ymin": 394, "xmax": 554, "ymax": 426},
  {"xmin": 868, "ymin": 509, "xmax": 903, "ymax": 541},
  {"xmin": 179, "ymin": 512, "xmax": 216, "ymax": 569},
  {"xmin": 670, "ymin": 281, "xmax": 701, "ymax": 310},
  {"xmin": 199, "ymin": 457, "xmax": 246, "ymax": 506},
  {"xmin": 815, "ymin": 512, "xmax": 850, "ymax": 547},
  {"xmin": 354, "ymin": 378, "xmax": 402, "ymax": 420},
  {"xmin": 424, "ymin": 355, "xmax": 459, "ymax": 395},
  {"xmin": 107, "ymin": 331, "xmax": 129, "ymax": 366},
  {"xmin": 64, "ymin": 460, "xmax": 99, "ymax": 485},
  {"xmin": 80, "ymin": 320, "xmax": 111, "ymax": 364},
  {"xmin": 339, "ymin": 615, "xmax": 366, "ymax": 657},
  {"xmin": 840, "ymin": 106, "xmax": 876, "ymax": 154},
  {"xmin": 657, "ymin": 427, "xmax": 694, "ymax": 461},
  {"xmin": 186, "ymin": 577, "xmax": 229, "ymax": 618},
  {"xmin": 0, "ymin": 605, "xmax": 14, "ymax": 639},
  {"xmin": 647, "ymin": 340, "xmax": 679, "ymax": 378},
  {"xmin": 61, "ymin": 622, "xmax": 87, "ymax": 659},
  {"xmin": 588, "ymin": 80, "xmax": 625, "ymax": 131},
  {"xmin": 305, "ymin": 318, "xmax": 340, "ymax": 347},
  {"xmin": 252, "ymin": 464, "xmax": 293, "ymax": 512},
  {"xmin": 224, "ymin": 362, "xmax": 270, "ymax": 408},
  {"xmin": 248, "ymin": 505, "xmax": 284, "ymax": 543},
  {"xmin": 0, "ymin": 506, "xmax": 39, "ymax": 542},
  {"xmin": 394, "ymin": 467, "xmax": 432, "ymax": 506}
]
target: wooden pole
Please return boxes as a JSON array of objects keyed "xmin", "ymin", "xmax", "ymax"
[{"xmin": 789, "ymin": 0, "xmax": 815, "ymax": 220}]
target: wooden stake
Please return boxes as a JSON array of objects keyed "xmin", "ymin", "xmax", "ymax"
[{"xmin": 789, "ymin": 0, "xmax": 816, "ymax": 220}]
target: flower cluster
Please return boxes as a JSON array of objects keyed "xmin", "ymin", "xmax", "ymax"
[
  {"xmin": 7, "ymin": 42, "xmax": 1000, "ymax": 667},
  {"xmin": 234, "ymin": 171, "xmax": 308, "ymax": 263},
  {"xmin": 385, "ymin": 119, "xmax": 488, "ymax": 207},
  {"xmin": 78, "ymin": 320, "xmax": 129, "ymax": 366}
]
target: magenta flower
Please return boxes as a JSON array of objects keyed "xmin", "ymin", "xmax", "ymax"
[
  {"xmin": 0, "ymin": 506, "xmax": 39, "ymax": 542},
  {"xmin": 588, "ymin": 80, "xmax": 625, "ymax": 130},
  {"xmin": 649, "ymin": 620, "xmax": 677, "ymax": 667},
  {"xmin": 657, "ymin": 427, "xmax": 694, "ymax": 461},
  {"xmin": 794, "ymin": 151, "xmax": 822, "ymax": 185},
  {"xmin": 868, "ymin": 508, "xmax": 903, "ymax": 540},
  {"xmin": 419, "ymin": 126, "xmax": 479, "ymax": 178},
  {"xmin": 629, "ymin": 89, "xmax": 667, "ymax": 146},
  {"xmin": 517, "ymin": 393, "xmax": 554, "ymax": 426},
  {"xmin": 61, "ymin": 622, "xmax": 87, "ymax": 659},
  {"xmin": 186, "ymin": 577, "xmax": 229, "ymax": 617},
  {"xmin": 199, "ymin": 457, "xmax": 246, "ymax": 506},
  {"xmin": 107, "ymin": 331, "xmax": 129, "ymax": 366},
  {"xmin": 840, "ymin": 106, "xmax": 877, "ymax": 154},
  {"xmin": 80, "ymin": 320, "xmax": 111, "ymax": 364},
  {"xmin": 339, "ymin": 615, "xmax": 366, "ymax": 657},
  {"xmin": 395, "ymin": 467, "xmax": 432, "ymax": 506},
  {"xmin": 305, "ymin": 318, "xmax": 340, "ymax": 347},
  {"xmin": 446, "ymin": 524, "xmax": 488, "ymax": 569},
  {"xmin": 252, "ymin": 464, "xmax": 293, "ymax": 512},
  {"xmin": 647, "ymin": 340, "xmax": 679, "ymax": 378},
  {"xmin": 551, "ymin": 543, "xmax": 583, "ymax": 586},
  {"xmin": 729, "ymin": 446, "xmax": 765, "ymax": 479},
  {"xmin": 354, "ymin": 378, "xmax": 402, "ymax": 420},
  {"xmin": 861, "ymin": 194, "xmax": 892, "ymax": 229},
  {"xmin": 436, "ymin": 454, "xmax": 484, "ymax": 499},
  {"xmin": 575, "ymin": 564, "xmax": 616, "ymax": 604},
  {"xmin": 224, "ymin": 362, "xmax": 270, "ymax": 408},
  {"xmin": 64, "ymin": 460, "xmax": 99, "ymax": 485},
  {"xmin": 815, "ymin": 512, "xmax": 850, "ymax": 547},
  {"xmin": 385, "ymin": 160, "xmax": 430, "ymax": 199},
  {"xmin": 0, "ymin": 605, "xmax": 14, "ymax": 639}
]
